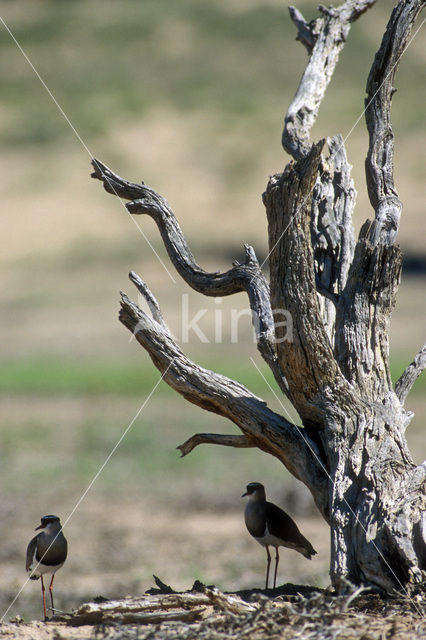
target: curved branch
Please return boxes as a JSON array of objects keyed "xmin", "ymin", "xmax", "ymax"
[
  {"xmin": 91, "ymin": 160, "xmax": 267, "ymax": 301},
  {"xmin": 283, "ymin": 0, "xmax": 376, "ymax": 160},
  {"xmin": 395, "ymin": 343, "xmax": 426, "ymax": 405},
  {"xmin": 177, "ymin": 433, "xmax": 254, "ymax": 458},
  {"xmin": 91, "ymin": 159, "xmax": 290, "ymax": 399},
  {"xmin": 118, "ymin": 283, "xmax": 329, "ymax": 519},
  {"xmin": 364, "ymin": 0, "xmax": 424, "ymax": 246}
]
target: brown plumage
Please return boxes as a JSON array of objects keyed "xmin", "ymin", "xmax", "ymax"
[{"xmin": 242, "ymin": 482, "xmax": 317, "ymax": 589}]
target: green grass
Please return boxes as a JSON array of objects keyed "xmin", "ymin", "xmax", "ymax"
[
  {"xmin": 0, "ymin": 356, "xmax": 281, "ymax": 400},
  {"xmin": 0, "ymin": 358, "xmax": 165, "ymax": 395},
  {"xmin": 0, "ymin": 355, "xmax": 424, "ymax": 396}
]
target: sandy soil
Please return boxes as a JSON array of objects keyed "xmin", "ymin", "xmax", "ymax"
[{"xmin": 0, "ymin": 492, "xmax": 330, "ymax": 620}]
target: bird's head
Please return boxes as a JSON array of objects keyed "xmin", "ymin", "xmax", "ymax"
[
  {"xmin": 241, "ymin": 482, "xmax": 266, "ymax": 500},
  {"xmin": 35, "ymin": 515, "xmax": 61, "ymax": 532}
]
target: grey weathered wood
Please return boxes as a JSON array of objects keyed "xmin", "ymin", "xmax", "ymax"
[
  {"xmin": 92, "ymin": 0, "xmax": 425, "ymax": 594},
  {"xmin": 335, "ymin": 239, "xmax": 403, "ymax": 399},
  {"xmin": 395, "ymin": 343, "xmax": 426, "ymax": 405},
  {"xmin": 288, "ymin": 6, "xmax": 318, "ymax": 53},
  {"xmin": 91, "ymin": 159, "xmax": 291, "ymax": 401},
  {"xmin": 283, "ymin": 1, "xmax": 364, "ymax": 340},
  {"xmin": 204, "ymin": 587, "xmax": 257, "ymax": 614},
  {"xmin": 129, "ymin": 270, "xmax": 169, "ymax": 332},
  {"xmin": 58, "ymin": 585, "xmax": 257, "ymax": 627},
  {"xmin": 264, "ymin": 142, "xmax": 344, "ymax": 429},
  {"xmin": 282, "ymin": 0, "xmax": 376, "ymax": 161},
  {"xmin": 335, "ymin": 0, "xmax": 424, "ymax": 400},
  {"xmin": 364, "ymin": 0, "xmax": 425, "ymax": 247},
  {"xmin": 119, "ymin": 287, "xmax": 329, "ymax": 519},
  {"xmin": 59, "ymin": 593, "xmax": 210, "ymax": 626},
  {"xmin": 177, "ymin": 433, "xmax": 254, "ymax": 458}
]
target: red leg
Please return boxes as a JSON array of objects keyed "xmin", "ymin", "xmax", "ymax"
[
  {"xmin": 49, "ymin": 574, "xmax": 55, "ymax": 614},
  {"xmin": 273, "ymin": 547, "xmax": 280, "ymax": 589},
  {"xmin": 40, "ymin": 575, "xmax": 47, "ymax": 620},
  {"xmin": 265, "ymin": 546, "xmax": 271, "ymax": 590}
]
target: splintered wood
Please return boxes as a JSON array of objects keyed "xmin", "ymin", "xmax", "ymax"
[
  {"xmin": 52, "ymin": 581, "xmax": 425, "ymax": 640},
  {"xmin": 60, "ymin": 586, "xmax": 256, "ymax": 626}
]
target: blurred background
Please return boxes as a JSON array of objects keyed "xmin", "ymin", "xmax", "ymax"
[{"xmin": 0, "ymin": 0, "xmax": 424, "ymax": 620}]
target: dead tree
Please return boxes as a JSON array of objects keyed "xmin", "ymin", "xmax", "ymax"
[{"xmin": 91, "ymin": 0, "xmax": 425, "ymax": 594}]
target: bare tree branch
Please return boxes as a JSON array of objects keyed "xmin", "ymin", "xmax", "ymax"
[
  {"xmin": 283, "ymin": 0, "xmax": 376, "ymax": 160},
  {"xmin": 118, "ymin": 286, "xmax": 329, "ymax": 519},
  {"xmin": 395, "ymin": 343, "xmax": 426, "ymax": 405},
  {"xmin": 335, "ymin": 0, "xmax": 423, "ymax": 397},
  {"xmin": 364, "ymin": 0, "xmax": 424, "ymax": 246},
  {"xmin": 177, "ymin": 433, "xmax": 254, "ymax": 458},
  {"xmin": 91, "ymin": 159, "xmax": 290, "ymax": 399},
  {"xmin": 288, "ymin": 6, "xmax": 318, "ymax": 54},
  {"xmin": 129, "ymin": 270, "xmax": 168, "ymax": 332}
]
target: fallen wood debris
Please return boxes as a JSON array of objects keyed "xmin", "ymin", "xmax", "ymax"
[
  {"xmin": 54, "ymin": 578, "xmax": 425, "ymax": 640},
  {"xmin": 59, "ymin": 592, "xmax": 212, "ymax": 626}
]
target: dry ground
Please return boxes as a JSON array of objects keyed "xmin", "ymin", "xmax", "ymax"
[{"xmin": 0, "ymin": 394, "xmax": 331, "ymax": 623}]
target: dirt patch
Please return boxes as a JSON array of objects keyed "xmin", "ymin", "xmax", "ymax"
[
  {"xmin": 0, "ymin": 489, "xmax": 330, "ymax": 622},
  {"xmin": 1, "ymin": 582, "xmax": 424, "ymax": 640}
]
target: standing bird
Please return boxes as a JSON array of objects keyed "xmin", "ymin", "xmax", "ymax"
[
  {"xmin": 242, "ymin": 482, "xmax": 317, "ymax": 589},
  {"xmin": 26, "ymin": 515, "xmax": 68, "ymax": 619}
]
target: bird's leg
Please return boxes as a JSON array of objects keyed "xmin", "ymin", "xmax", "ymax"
[
  {"xmin": 273, "ymin": 547, "xmax": 280, "ymax": 589},
  {"xmin": 40, "ymin": 576, "xmax": 47, "ymax": 620},
  {"xmin": 265, "ymin": 545, "xmax": 271, "ymax": 590},
  {"xmin": 48, "ymin": 575, "xmax": 55, "ymax": 614}
]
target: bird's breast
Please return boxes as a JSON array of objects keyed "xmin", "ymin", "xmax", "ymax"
[{"xmin": 244, "ymin": 502, "xmax": 267, "ymax": 538}]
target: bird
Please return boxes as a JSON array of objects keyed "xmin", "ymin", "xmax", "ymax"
[
  {"xmin": 26, "ymin": 515, "xmax": 68, "ymax": 619},
  {"xmin": 242, "ymin": 482, "xmax": 317, "ymax": 590}
]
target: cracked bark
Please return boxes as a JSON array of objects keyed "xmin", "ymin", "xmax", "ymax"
[{"xmin": 92, "ymin": 0, "xmax": 425, "ymax": 594}]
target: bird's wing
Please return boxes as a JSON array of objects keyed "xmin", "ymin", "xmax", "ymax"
[
  {"xmin": 266, "ymin": 503, "xmax": 303, "ymax": 541},
  {"xmin": 267, "ymin": 502, "xmax": 317, "ymax": 556},
  {"xmin": 26, "ymin": 535, "xmax": 38, "ymax": 571}
]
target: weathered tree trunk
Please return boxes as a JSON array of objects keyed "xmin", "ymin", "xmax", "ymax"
[{"xmin": 91, "ymin": 0, "xmax": 425, "ymax": 594}]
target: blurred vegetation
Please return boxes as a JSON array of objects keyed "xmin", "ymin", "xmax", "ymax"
[
  {"xmin": 0, "ymin": 0, "xmax": 424, "ymax": 512},
  {"xmin": 0, "ymin": 356, "xmax": 424, "ymax": 396},
  {"xmin": 1, "ymin": 0, "xmax": 424, "ymax": 149}
]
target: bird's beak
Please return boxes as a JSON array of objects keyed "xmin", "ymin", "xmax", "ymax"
[
  {"xmin": 241, "ymin": 492, "xmax": 248, "ymax": 497},
  {"xmin": 35, "ymin": 524, "xmax": 43, "ymax": 530}
]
